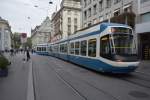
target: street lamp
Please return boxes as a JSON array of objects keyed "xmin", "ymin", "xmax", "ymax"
[
  {"xmin": 34, "ymin": 0, "xmax": 53, "ymax": 17},
  {"xmin": 49, "ymin": 0, "xmax": 53, "ymax": 4}
]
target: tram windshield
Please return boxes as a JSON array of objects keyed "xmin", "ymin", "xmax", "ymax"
[
  {"xmin": 112, "ymin": 34, "xmax": 134, "ymax": 55},
  {"xmin": 100, "ymin": 27, "xmax": 138, "ymax": 62},
  {"xmin": 111, "ymin": 31, "xmax": 138, "ymax": 61}
]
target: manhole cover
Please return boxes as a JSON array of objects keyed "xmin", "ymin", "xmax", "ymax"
[{"xmin": 129, "ymin": 90, "xmax": 149, "ymax": 98}]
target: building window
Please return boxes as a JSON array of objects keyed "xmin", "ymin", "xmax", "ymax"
[
  {"xmin": 68, "ymin": 25, "xmax": 71, "ymax": 35},
  {"xmin": 84, "ymin": 11, "xmax": 87, "ymax": 20},
  {"xmin": 88, "ymin": 22, "xmax": 92, "ymax": 27},
  {"xmin": 68, "ymin": 17, "xmax": 71, "ymax": 24},
  {"xmin": 84, "ymin": 23, "xmax": 87, "ymax": 27},
  {"xmin": 99, "ymin": 16, "xmax": 103, "ymax": 22},
  {"xmin": 114, "ymin": 0, "xmax": 121, "ymax": 4},
  {"xmin": 81, "ymin": 40, "xmax": 87, "ymax": 56},
  {"xmin": 88, "ymin": 8, "xmax": 91, "ymax": 17},
  {"xmin": 68, "ymin": 10, "xmax": 71, "ymax": 15},
  {"xmin": 93, "ymin": 4, "xmax": 97, "ymax": 15},
  {"xmin": 99, "ymin": 0, "xmax": 103, "ymax": 12},
  {"xmin": 74, "ymin": 11, "xmax": 78, "ymax": 15},
  {"xmin": 75, "ymin": 42, "xmax": 80, "ymax": 55},
  {"xmin": 74, "ymin": 25, "xmax": 78, "ymax": 32},
  {"xmin": 114, "ymin": 9, "xmax": 120, "ymax": 16},
  {"xmin": 141, "ymin": 12, "xmax": 150, "ymax": 23},
  {"xmin": 106, "ymin": 0, "xmax": 111, "ymax": 8},
  {"xmin": 93, "ymin": 18, "xmax": 97, "ymax": 24},
  {"xmin": 88, "ymin": 39, "xmax": 96, "ymax": 57},
  {"xmin": 84, "ymin": 0, "xmax": 87, "ymax": 7},
  {"xmin": 141, "ymin": 0, "xmax": 150, "ymax": 3},
  {"xmin": 74, "ymin": 18, "xmax": 77, "ymax": 25},
  {"xmin": 124, "ymin": 5, "xmax": 132, "ymax": 13}
]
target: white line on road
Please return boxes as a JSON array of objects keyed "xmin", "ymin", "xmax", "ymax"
[{"xmin": 27, "ymin": 60, "xmax": 35, "ymax": 100}]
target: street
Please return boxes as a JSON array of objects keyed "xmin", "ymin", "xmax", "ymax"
[{"xmin": 0, "ymin": 53, "xmax": 150, "ymax": 100}]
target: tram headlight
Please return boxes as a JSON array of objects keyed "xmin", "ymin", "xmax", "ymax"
[{"xmin": 116, "ymin": 59, "xmax": 122, "ymax": 62}]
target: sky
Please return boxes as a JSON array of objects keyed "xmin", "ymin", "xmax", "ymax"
[{"xmin": 0, "ymin": 0, "xmax": 61, "ymax": 37}]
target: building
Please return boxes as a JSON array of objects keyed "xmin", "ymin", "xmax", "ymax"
[
  {"xmin": 136, "ymin": 0, "xmax": 150, "ymax": 60},
  {"xmin": 51, "ymin": 0, "xmax": 81, "ymax": 42},
  {"xmin": 81, "ymin": 0, "xmax": 138, "ymax": 28},
  {"xmin": 51, "ymin": 11, "xmax": 62, "ymax": 42},
  {"xmin": 0, "ymin": 17, "xmax": 12, "ymax": 51},
  {"xmin": 31, "ymin": 17, "xmax": 51, "ymax": 48}
]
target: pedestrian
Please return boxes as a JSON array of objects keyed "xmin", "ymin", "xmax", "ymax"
[
  {"xmin": 10, "ymin": 49, "xmax": 14, "ymax": 56},
  {"xmin": 26, "ymin": 49, "xmax": 30, "ymax": 61},
  {"xmin": 31, "ymin": 49, "xmax": 34, "ymax": 54}
]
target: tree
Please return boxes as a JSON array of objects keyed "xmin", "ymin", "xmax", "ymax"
[
  {"xmin": 24, "ymin": 37, "xmax": 32, "ymax": 49},
  {"xmin": 13, "ymin": 32, "xmax": 21, "ymax": 49}
]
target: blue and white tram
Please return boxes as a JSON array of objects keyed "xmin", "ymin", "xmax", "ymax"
[
  {"xmin": 35, "ymin": 43, "xmax": 49, "ymax": 55},
  {"xmin": 49, "ymin": 23, "xmax": 139, "ymax": 73}
]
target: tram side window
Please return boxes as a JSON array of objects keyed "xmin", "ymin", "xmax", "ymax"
[
  {"xmin": 70, "ymin": 42, "xmax": 75, "ymax": 54},
  {"xmin": 43, "ymin": 47, "xmax": 46, "ymax": 51},
  {"xmin": 49, "ymin": 46, "xmax": 52, "ymax": 52},
  {"xmin": 81, "ymin": 40, "xmax": 87, "ymax": 56},
  {"xmin": 88, "ymin": 39, "xmax": 96, "ymax": 57},
  {"xmin": 75, "ymin": 42, "xmax": 80, "ymax": 55},
  {"xmin": 100, "ymin": 35, "xmax": 111, "ymax": 58},
  {"xmin": 60, "ymin": 44, "xmax": 63, "ymax": 53},
  {"xmin": 37, "ymin": 47, "xmax": 39, "ymax": 51},
  {"xmin": 64, "ymin": 44, "xmax": 67, "ymax": 53},
  {"xmin": 38, "ymin": 47, "xmax": 41, "ymax": 51},
  {"xmin": 56, "ymin": 45, "xmax": 59, "ymax": 53}
]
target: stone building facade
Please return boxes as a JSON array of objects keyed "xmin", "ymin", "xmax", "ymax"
[
  {"xmin": 51, "ymin": 0, "xmax": 81, "ymax": 42},
  {"xmin": 31, "ymin": 17, "xmax": 51, "ymax": 47},
  {"xmin": 0, "ymin": 17, "xmax": 12, "ymax": 51}
]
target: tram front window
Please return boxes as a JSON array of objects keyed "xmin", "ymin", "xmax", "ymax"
[
  {"xmin": 113, "ymin": 34, "xmax": 133, "ymax": 55},
  {"xmin": 112, "ymin": 34, "xmax": 138, "ymax": 62}
]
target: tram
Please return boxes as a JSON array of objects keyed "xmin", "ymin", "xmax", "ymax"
[
  {"xmin": 49, "ymin": 22, "xmax": 139, "ymax": 73},
  {"xmin": 34, "ymin": 43, "xmax": 49, "ymax": 55}
]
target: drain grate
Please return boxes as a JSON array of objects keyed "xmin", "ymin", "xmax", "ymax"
[{"xmin": 129, "ymin": 90, "xmax": 149, "ymax": 98}]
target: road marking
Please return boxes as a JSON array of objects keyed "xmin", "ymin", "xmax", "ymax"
[{"xmin": 27, "ymin": 61, "xmax": 35, "ymax": 100}]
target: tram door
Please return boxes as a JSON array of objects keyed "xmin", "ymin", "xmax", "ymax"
[{"xmin": 142, "ymin": 44, "xmax": 150, "ymax": 60}]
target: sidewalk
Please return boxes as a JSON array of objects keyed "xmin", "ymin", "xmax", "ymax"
[
  {"xmin": 136, "ymin": 60, "xmax": 150, "ymax": 74},
  {"xmin": 0, "ymin": 54, "xmax": 30, "ymax": 100}
]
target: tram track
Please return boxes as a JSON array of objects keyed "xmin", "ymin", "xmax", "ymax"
[
  {"xmin": 32, "ymin": 61, "xmax": 37, "ymax": 100},
  {"xmin": 119, "ymin": 77, "xmax": 150, "ymax": 89},
  {"xmin": 113, "ymin": 71, "xmax": 150, "ymax": 89},
  {"xmin": 134, "ymin": 71, "xmax": 150, "ymax": 77},
  {"xmin": 47, "ymin": 58, "xmax": 120, "ymax": 100},
  {"xmin": 50, "ymin": 56, "xmax": 150, "ymax": 89},
  {"xmin": 46, "ymin": 61, "xmax": 88, "ymax": 100}
]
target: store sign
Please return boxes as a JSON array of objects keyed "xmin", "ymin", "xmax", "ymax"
[{"xmin": 21, "ymin": 33, "xmax": 27, "ymax": 43}]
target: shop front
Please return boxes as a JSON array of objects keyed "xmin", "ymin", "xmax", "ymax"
[{"xmin": 138, "ymin": 33, "xmax": 150, "ymax": 60}]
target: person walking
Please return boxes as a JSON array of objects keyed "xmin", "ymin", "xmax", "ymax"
[
  {"xmin": 26, "ymin": 49, "xmax": 30, "ymax": 61},
  {"xmin": 10, "ymin": 49, "xmax": 14, "ymax": 56}
]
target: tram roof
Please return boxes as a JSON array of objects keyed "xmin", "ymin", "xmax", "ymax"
[
  {"xmin": 52, "ymin": 22, "xmax": 130, "ymax": 44},
  {"xmin": 36, "ymin": 43, "xmax": 48, "ymax": 46}
]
